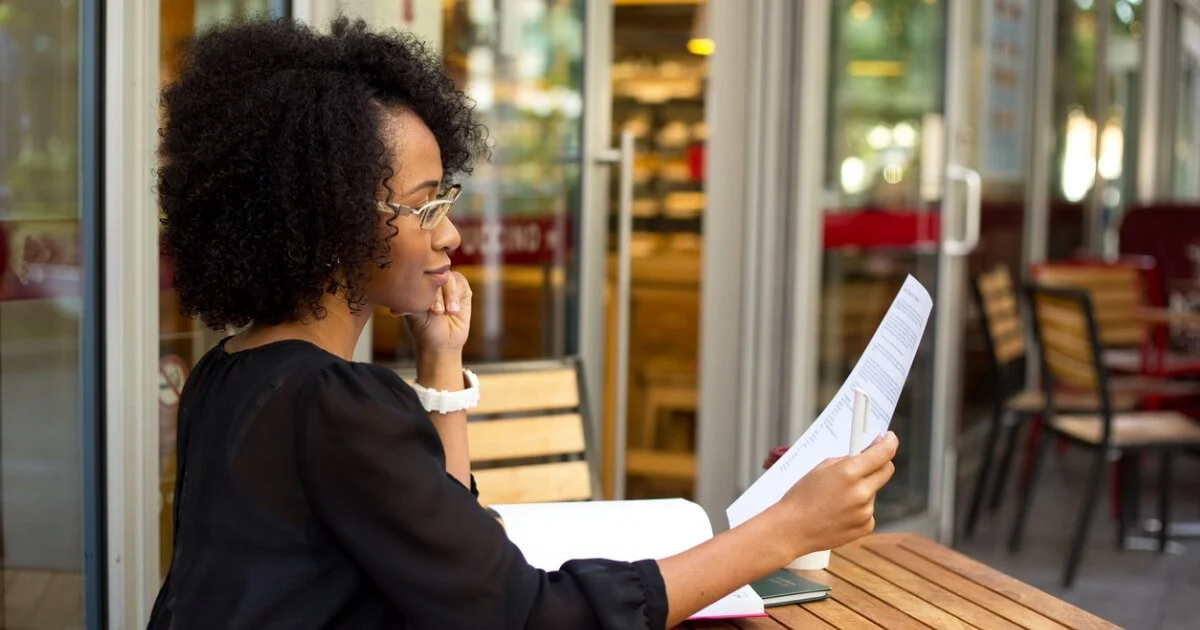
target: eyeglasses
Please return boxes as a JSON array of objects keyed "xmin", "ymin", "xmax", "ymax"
[{"xmin": 376, "ymin": 184, "xmax": 462, "ymax": 231}]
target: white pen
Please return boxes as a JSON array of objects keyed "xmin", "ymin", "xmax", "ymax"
[{"xmin": 850, "ymin": 388, "xmax": 869, "ymax": 455}]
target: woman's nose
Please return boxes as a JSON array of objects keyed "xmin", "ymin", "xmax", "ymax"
[{"xmin": 432, "ymin": 217, "xmax": 461, "ymax": 254}]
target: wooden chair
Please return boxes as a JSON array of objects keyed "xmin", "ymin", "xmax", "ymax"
[
  {"xmin": 1032, "ymin": 259, "xmax": 1200, "ymax": 379},
  {"xmin": 965, "ymin": 265, "xmax": 1039, "ymax": 538},
  {"xmin": 1030, "ymin": 260, "xmax": 1200, "ymax": 523},
  {"xmin": 462, "ymin": 359, "xmax": 598, "ymax": 506},
  {"xmin": 964, "ymin": 265, "xmax": 1193, "ymax": 538},
  {"xmin": 1009, "ymin": 285, "xmax": 1200, "ymax": 588}
]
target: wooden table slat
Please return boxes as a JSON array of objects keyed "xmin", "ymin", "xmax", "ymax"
[
  {"xmin": 838, "ymin": 545, "xmax": 1024, "ymax": 630},
  {"xmin": 683, "ymin": 534, "xmax": 1118, "ymax": 629},
  {"xmin": 826, "ymin": 555, "xmax": 977, "ymax": 629},
  {"xmin": 802, "ymin": 597, "xmax": 885, "ymax": 629},
  {"xmin": 801, "ymin": 571, "xmax": 935, "ymax": 629},
  {"xmin": 766, "ymin": 604, "xmax": 840, "ymax": 630},
  {"xmin": 898, "ymin": 536, "xmax": 1121, "ymax": 630},
  {"xmin": 868, "ymin": 543, "xmax": 1072, "ymax": 630}
]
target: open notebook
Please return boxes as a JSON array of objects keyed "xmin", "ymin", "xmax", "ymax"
[{"xmin": 490, "ymin": 498, "xmax": 767, "ymax": 620}]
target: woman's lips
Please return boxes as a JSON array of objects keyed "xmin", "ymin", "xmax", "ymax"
[{"xmin": 426, "ymin": 265, "xmax": 451, "ymax": 287}]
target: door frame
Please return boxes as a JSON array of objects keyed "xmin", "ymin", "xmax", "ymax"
[
  {"xmin": 578, "ymin": 0, "xmax": 616, "ymax": 498},
  {"xmin": 923, "ymin": 0, "xmax": 980, "ymax": 544},
  {"xmin": 104, "ymin": 0, "xmax": 163, "ymax": 625}
]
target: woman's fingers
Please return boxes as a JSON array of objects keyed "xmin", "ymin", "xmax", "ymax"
[
  {"xmin": 443, "ymin": 271, "xmax": 459, "ymax": 314},
  {"xmin": 451, "ymin": 271, "xmax": 471, "ymax": 317},
  {"xmin": 432, "ymin": 282, "xmax": 447, "ymax": 314},
  {"xmin": 846, "ymin": 431, "xmax": 898, "ymax": 478},
  {"xmin": 862, "ymin": 460, "xmax": 896, "ymax": 495}
]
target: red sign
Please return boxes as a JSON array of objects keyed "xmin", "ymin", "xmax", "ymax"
[
  {"xmin": 451, "ymin": 215, "xmax": 570, "ymax": 266},
  {"xmin": 822, "ymin": 210, "xmax": 941, "ymax": 250}
]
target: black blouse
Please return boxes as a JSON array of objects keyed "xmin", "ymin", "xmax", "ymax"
[{"xmin": 148, "ymin": 339, "xmax": 668, "ymax": 629}]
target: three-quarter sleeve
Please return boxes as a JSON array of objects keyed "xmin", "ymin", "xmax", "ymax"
[{"xmin": 296, "ymin": 363, "xmax": 667, "ymax": 630}]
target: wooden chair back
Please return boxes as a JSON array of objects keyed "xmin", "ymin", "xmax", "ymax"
[
  {"xmin": 1030, "ymin": 262, "xmax": 1146, "ymax": 347},
  {"xmin": 974, "ymin": 265, "xmax": 1026, "ymax": 367},
  {"xmin": 1025, "ymin": 284, "xmax": 1116, "ymax": 440},
  {"xmin": 972, "ymin": 265, "xmax": 1029, "ymax": 410},
  {"xmin": 465, "ymin": 359, "xmax": 596, "ymax": 506}
]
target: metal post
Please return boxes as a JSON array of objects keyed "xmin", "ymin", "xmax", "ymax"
[
  {"xmin": 1023, "ymin": 0, "xmax": 1057, "ymax": 270},
  {"xmin": 578, "ymin": 0, "xmax": 614, "ymax": 497},
  {"xmin": 1136, "ymin": 0, "xmax": 1167, "ymax": 203},
  {"xmin": 1088, "ymin": 0, "xmax": 1111, "ymax": 255}
]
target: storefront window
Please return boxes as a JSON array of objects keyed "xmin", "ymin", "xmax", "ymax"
[
  {"xmin": 0, "ymin": 0, "xmax": 99, "ymax": 627},
  {"xmin": 1047, "ymin": 0, "xmax": 1096, "ymax": 258},
  {"xmin": 1099, "ymin": 0, "xmax": 1142, "ymax": 252},
  {"xmin": 819, "ymin": 0, "xmax": 947, "ymax": 524},
  {"xmin": 823, "ymin": 0, "xmax": 943, "ymax": 210},
  {"xmin": 156, "ymin": 0, "xmax": 286, "ymax": 578},
  {"xmin": 1048, "ymin": 0, "xmax": 1144, "ymax": 256},
  {"xmin": 609, "ymin": 2, "xmax": 707, "ymax": 499}
]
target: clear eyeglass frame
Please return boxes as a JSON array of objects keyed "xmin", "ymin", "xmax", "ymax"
[{"xmin": 376, "ymin": 184, "xmax": 462, "ymax": 231}]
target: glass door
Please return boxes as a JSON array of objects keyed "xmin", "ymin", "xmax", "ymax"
[
  {"xmin": 0, "ymin": 0, "xmax": 104, "ymax": 627},
  {"xmin": 815, "ymin": 0, "xmax": 1032, "ymax": 540},
  {"xmin": 599, "ymin": 1, "xmax": 709, "ymax": 501}
]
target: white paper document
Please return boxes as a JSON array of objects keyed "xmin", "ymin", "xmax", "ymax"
[
  {"xmin": 726, "ymin": 275, "xmax": 933, "ymax": 529},
  {"xmin": 491, "ymin": 499, "xmax": 766, "ymax": 620}
]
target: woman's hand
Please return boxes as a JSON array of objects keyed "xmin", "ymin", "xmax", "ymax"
[
  {"xmin": 405, "ymin": 271, "xmax": 474, "ymax": 487},
  {"xmin": 656, "ymin": 432, "xmax": 899, "ymax": 626},
  {"xmin": 406, "ymin": 271, "xmax": 473, "ymax": 354},
  {"xmin": 769, "ymin": 431, "xmax": 899, "ymax": 559}
]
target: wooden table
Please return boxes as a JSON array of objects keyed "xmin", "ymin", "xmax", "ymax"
[{"xmin": 686, "ymin": 533, "xmax": 1119, "ymax": 629}]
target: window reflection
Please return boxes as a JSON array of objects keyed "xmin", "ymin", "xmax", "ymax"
[
  {"xmin": 825, "ymin": 0, "xmax": 943, "ymax": 209},
  {"xmin": 0, "ymin": 0, "xmax": 90, "ymax": 627}
]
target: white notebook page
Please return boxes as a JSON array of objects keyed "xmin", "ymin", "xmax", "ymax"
[{"xmin": 490, "ymin": 499, "xmax": 764, "ymax": 619}]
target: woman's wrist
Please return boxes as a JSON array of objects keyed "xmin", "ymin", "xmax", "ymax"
[
  {"xmin": 760, "ymin": 503, "xmax": 815, "ymax": 562},
  {"xmin": 415, "ymin": 349, "xmax": 465, "ymax": 391}
]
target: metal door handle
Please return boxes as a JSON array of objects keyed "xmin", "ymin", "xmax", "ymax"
[
  {"xmin": 594, "ymin": 130, "xmax": 635, "ymax": 499},
  {"xmin": 943, "ymin": 163, "xmax": 981, "ymax": 256}
]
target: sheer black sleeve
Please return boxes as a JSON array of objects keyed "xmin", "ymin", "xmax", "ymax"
[{"xmin": 296, "ymin": 362, "xmax": 668, "ymax": 630}]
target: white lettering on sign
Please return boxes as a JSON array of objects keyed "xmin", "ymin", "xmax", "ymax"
[{"xmin": 457, "ymin": 220, "xmax": 562, "ymax": 259}]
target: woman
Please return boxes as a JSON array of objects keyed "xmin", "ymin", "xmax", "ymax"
[{"xmin": 150, "ymin": 17, "xmax": 899, "ymax": 630}]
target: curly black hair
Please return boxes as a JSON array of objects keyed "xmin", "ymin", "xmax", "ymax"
[{"xmin": 158, "ymin": 16, "xmax": 489, "ymax": 329}]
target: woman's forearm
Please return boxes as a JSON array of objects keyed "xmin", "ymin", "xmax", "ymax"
[
  {"xmin": 657, "ymin": 505, "xmax": 801, "ymax": 627},
  {"xmin": 416, "ymin": 351, "xmax": 471, "ymax": 487}
]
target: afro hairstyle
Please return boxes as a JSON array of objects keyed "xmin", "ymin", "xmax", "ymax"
[{"xmin": 157, "ymin": 16, "xmax": 488, "ymax": 329}]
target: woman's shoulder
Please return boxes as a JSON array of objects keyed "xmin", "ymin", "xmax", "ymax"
[{"xmin": 303, "ymin": 358, "xmax": 423, "ymax": 412}]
